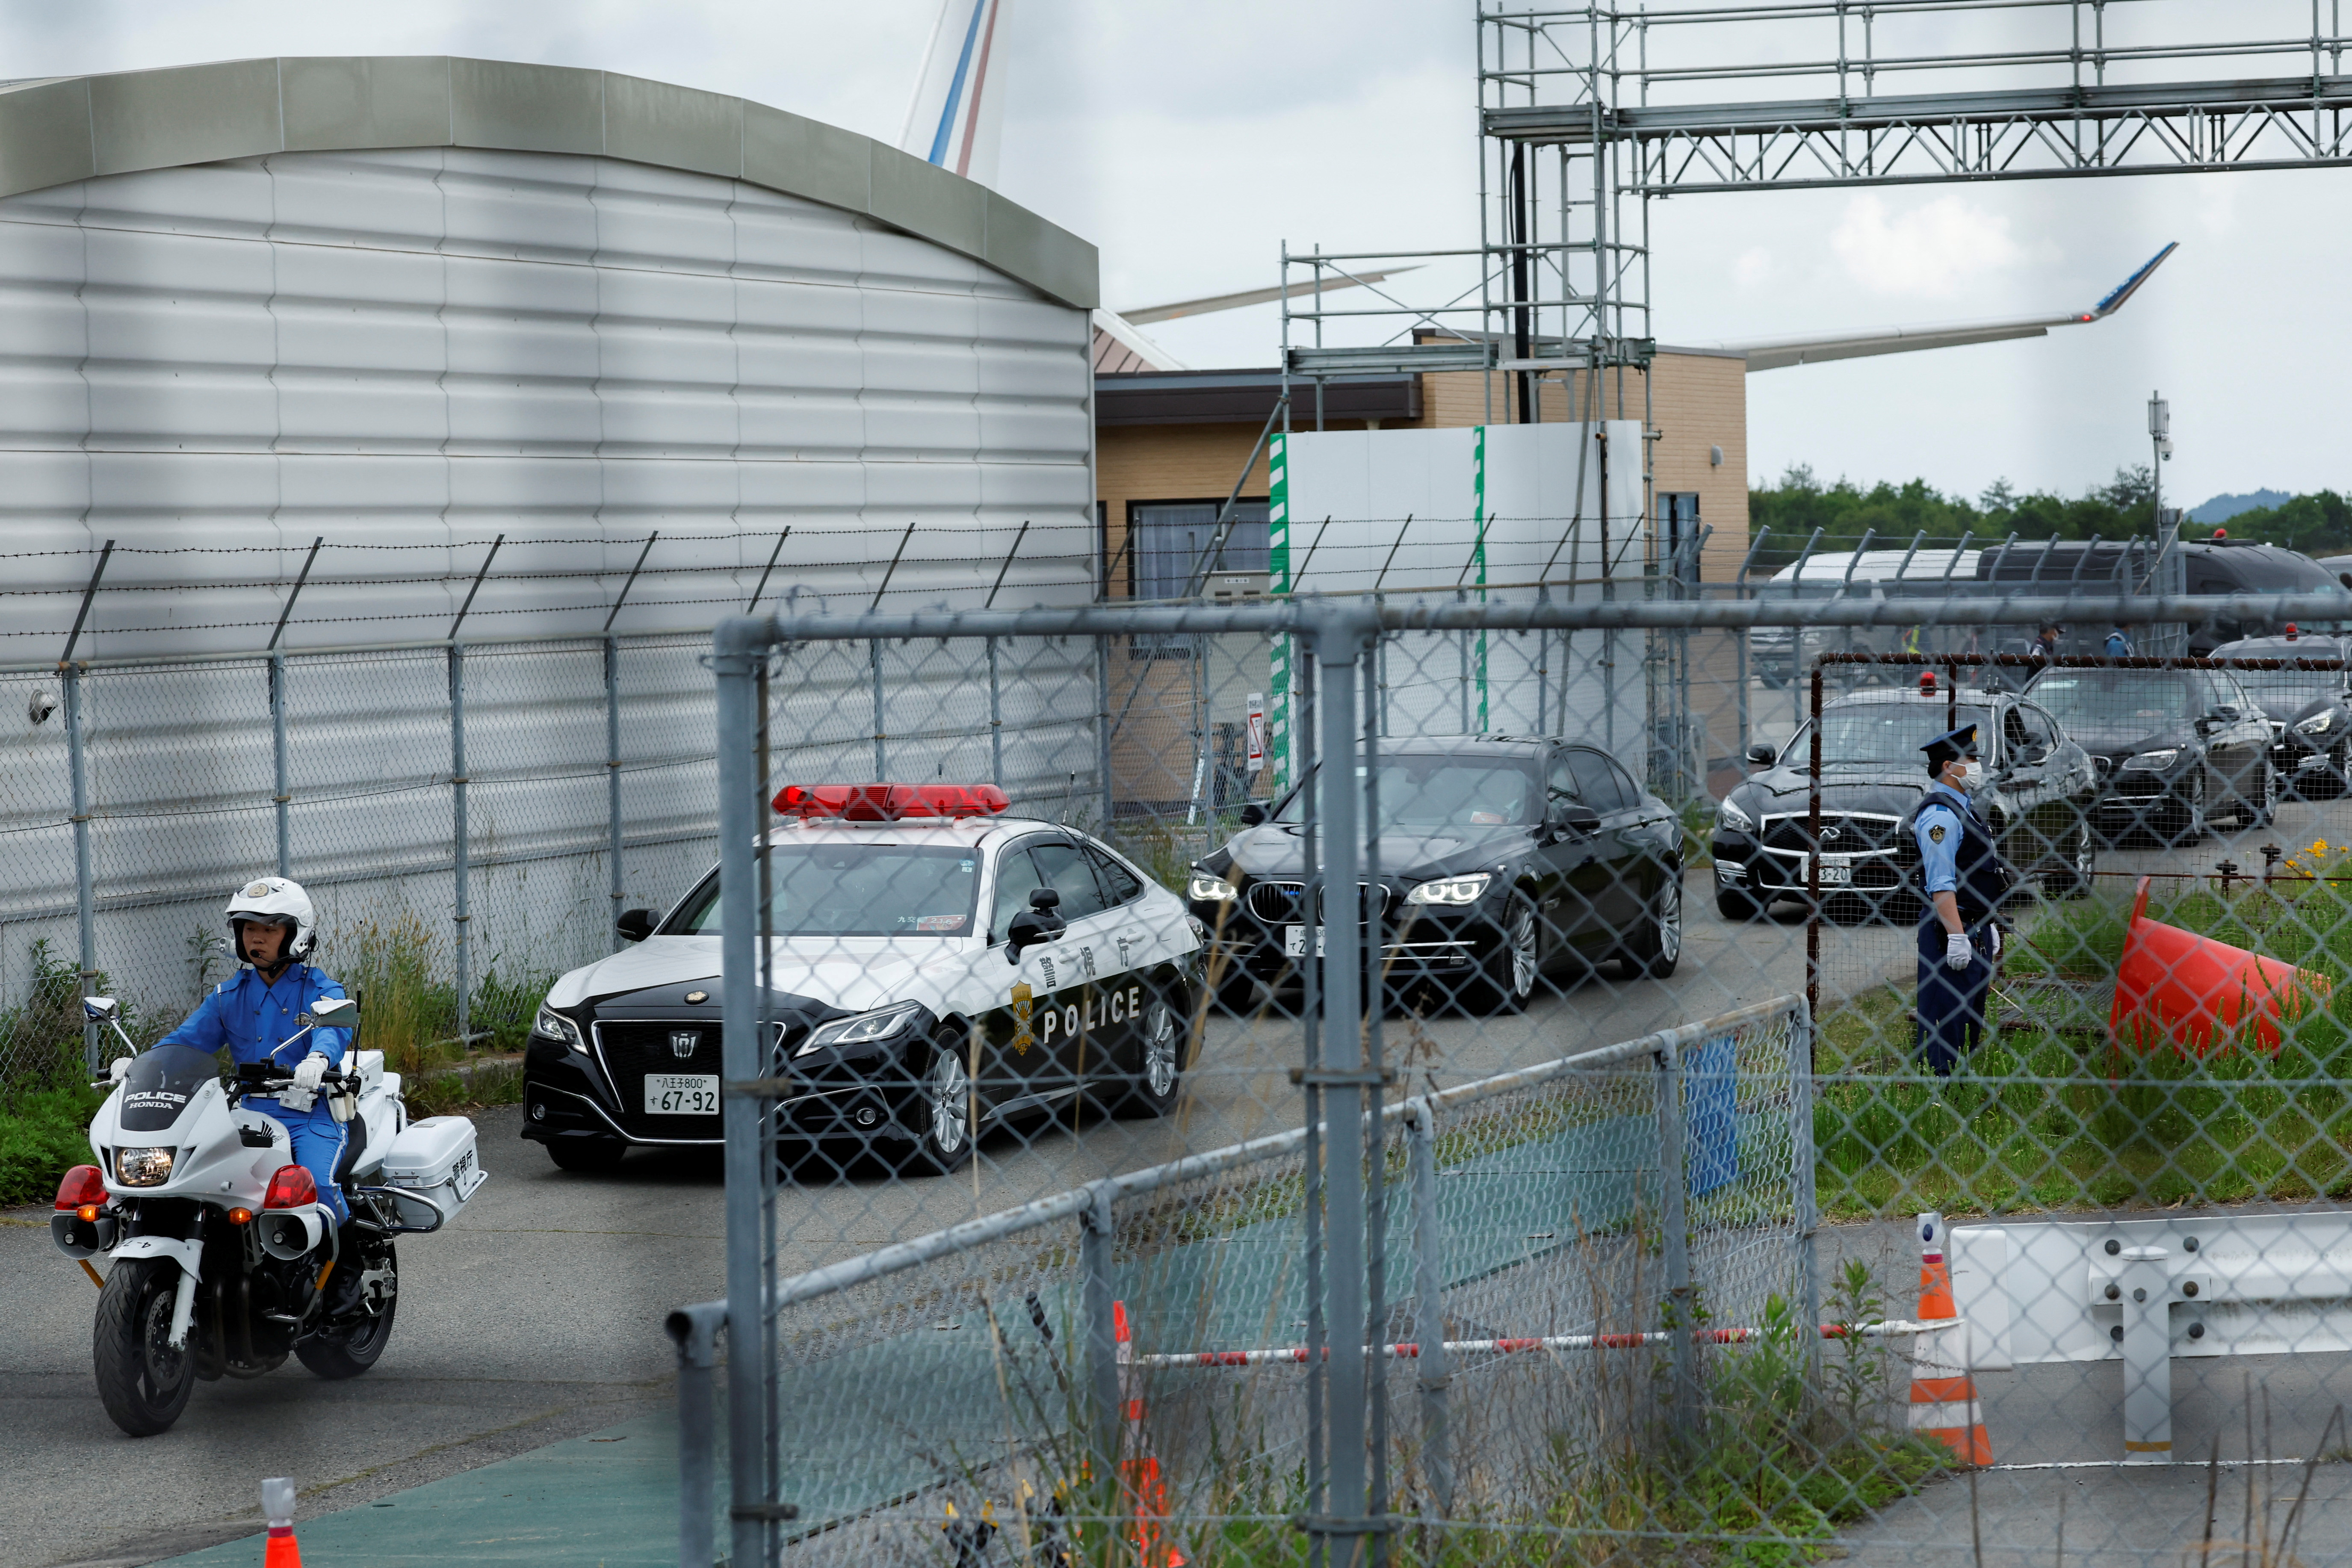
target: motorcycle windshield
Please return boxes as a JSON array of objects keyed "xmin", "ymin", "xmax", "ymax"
[{"xmin": 119, "ymin": 1044, "xmax": 220, "ymax": 1133}]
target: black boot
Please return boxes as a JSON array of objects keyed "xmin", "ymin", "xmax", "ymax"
[{"xmin": 325, "ymin": 1222, "xmax": 369, "ymax": 1315}]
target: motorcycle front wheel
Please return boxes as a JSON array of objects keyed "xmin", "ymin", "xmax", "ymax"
[
  {"xmin": 296, "ymin": 1240, "xmax": 398, "ymax": 1379},
  {"xmin": 93, "ymin": 1257, "xmax": 198, "ymax": 1436}
]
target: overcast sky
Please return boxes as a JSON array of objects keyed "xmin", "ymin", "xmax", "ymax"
[{"xmin": 0, "ymin": 0, "xmax": 2332, "ymax": 509}]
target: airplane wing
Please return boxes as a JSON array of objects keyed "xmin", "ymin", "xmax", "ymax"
[{"xmin": 1721, "ymin": 242, "xmax": 2177, "ymax": 372}]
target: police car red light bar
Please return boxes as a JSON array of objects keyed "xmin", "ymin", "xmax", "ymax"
[{"xmin": 773, "ymin": 783, "xmax": 1010, "ymax": 820}]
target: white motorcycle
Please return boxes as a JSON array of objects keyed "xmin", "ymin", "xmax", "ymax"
[{"xmin": 50, "ymin": 995, "xmax": 486, "ymax": 1435}]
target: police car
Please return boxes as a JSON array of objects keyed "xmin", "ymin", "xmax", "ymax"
[{"xmin": 521, "ymin": 784, "xmax": 1204, "ymax": 1175}]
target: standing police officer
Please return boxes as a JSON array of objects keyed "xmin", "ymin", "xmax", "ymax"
[{"xmin": 1906, "ymin": 724, "xmax": 2015, "ymax": 1075}]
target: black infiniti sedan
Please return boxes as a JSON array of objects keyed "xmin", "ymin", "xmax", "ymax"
[
  {"xmin": 2209, "ymin": 633, "xmax": 2352, "ymax": 800},
  {"xmin": 1713, "ymin": 683, "xmax": 2100, "ymax": 921},
  {"xmin": 1186, "ymin": 736, "xmax": 1684, "ymax": 1013},
  {"xmin": 2022, "ymin": 664, "xmax": 2276, "ymax": 841}
]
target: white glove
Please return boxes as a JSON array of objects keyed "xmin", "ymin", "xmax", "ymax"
[
  {"xmin": 1944, "ymin": 931, "xmax": 1974, "ymax": 971},
  {"xmin": 108, "ymin": 1057, "xmax": 132, "ymax": 1084},
  {"xmin": 279, "ymin": 1052, "xmax": 328, "ymax": 1112}
]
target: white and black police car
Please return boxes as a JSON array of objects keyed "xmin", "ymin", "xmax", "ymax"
[{"xmin": 521, "ymin": 784, "xmax": 1204, "ymax": 1175}]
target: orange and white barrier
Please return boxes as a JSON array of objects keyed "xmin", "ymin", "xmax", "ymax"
[
  {"xmin": 1906, "ymin": 1213, "xmax": 1992, "ymax": 1465},
  {"xmin": 1130, "ymin": 1318, "xmax": 1959, "ymax": 1370},
  {"xmin": 1112, "ymin": 1300, "xmax": 1186, "ymax": 1568}
]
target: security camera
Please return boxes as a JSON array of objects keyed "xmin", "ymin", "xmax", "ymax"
[{"xmin": 28, "ymin": 688, "xmax": 55, "ymax": 725}]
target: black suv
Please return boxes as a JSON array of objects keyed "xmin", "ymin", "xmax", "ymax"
[
  {"xmin": 1713, "ymin": 683, "xmax": 2100, "ymax": 921},
  {"xmin": 1186, "ymin": 736, "xmax": 1685, "ymax": 1013},
  {"xmin": 2209, "ymin": 633, "xmax": 2352, "ymax": 800}
]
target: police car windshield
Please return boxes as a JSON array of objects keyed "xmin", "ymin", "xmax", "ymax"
[
  {"xmin": 2028, "ymin": 670, "xmax": 2192, "ymax": 728},
  {"xmin": 1276, "ymin": 757, "xmax": 1540, "ymax": 829},
  {"xmin": 673, "ymin": 844, "xmax": 979, "ymax": 938},
  {"xmin": 1804, "ymin": 704, "xmax": 1991, "ymax": 767},
  {"xmin": 2224, "ymin": 666, "xmax": 2343, "ymax": 706}
]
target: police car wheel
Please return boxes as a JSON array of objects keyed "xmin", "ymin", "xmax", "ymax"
[
  {"xmin": 1115, "ymin": 987, "xmax": 1190, "ymax": 1118},
  {"xmin": 908, "ymin": 1027, "xmax": 975, "ymax": 1174}
]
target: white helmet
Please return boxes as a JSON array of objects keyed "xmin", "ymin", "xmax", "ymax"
[{"xmin": 226, "ymin": 876, "xmax": 316, "ymax": 961}]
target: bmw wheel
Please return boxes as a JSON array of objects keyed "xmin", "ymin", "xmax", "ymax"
[
  {"xmin": 1116, "ymin": 985, "xmax": 1189, "ymax": 1118},
  {"xmin": 1474, "ymin": 893, "xmax": 1540, "ymax": 1014},
  {"xmin": 908, "ymin": 1027, "xmax": 975, "ymax": 1174},
  {"xmin": 1621, "ymin": 870, "xmax": 1684, "ymax": 980},
  {"xmin": 2248, "ymin": 760, "xmax": 2278, "ymax": 828}
]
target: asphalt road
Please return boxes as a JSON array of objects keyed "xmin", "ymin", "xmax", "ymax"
[{"xmin": 8, "ymin": 787, "xmax": 2347, "ymax": 1567}]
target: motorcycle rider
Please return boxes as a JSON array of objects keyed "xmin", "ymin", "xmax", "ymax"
[{"xmin": 146, "ymin": 879, "xmax": 356, "ymax": 1245}]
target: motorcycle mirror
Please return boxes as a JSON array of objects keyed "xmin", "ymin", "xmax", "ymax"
[
  {"xmin": 311, "ymin": 997, "xmax": 359, "ymax": 1021},
  {"xmin": 82, "ymin": 995, "xmax": 119, "ymax": 1022}
]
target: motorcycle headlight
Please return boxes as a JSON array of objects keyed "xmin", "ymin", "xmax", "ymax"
[
  {"xmin": 532, "ymin": 1004, "xmax": 583, "ymax": 1051},
  {"xmin": 1187, "ymin": 872, "xmax": 1239, "ymax": 903},
  {"xmin": 2297, "ymin": 713, "xmax": 2336, "ymax": 736},
  {"xmin": 114, "ymin": 1146, "xmax": 174, "ymax": 1187},
  {"xmin": 1716, "ymin": 798, "xmax": 1755, "ymax": 834},
  {"xmin": 1403, "ymin": 873, "xmax": 1492, "ymax": 907},
  {"xmin": 797, "ymin": 1001, "xmax": 925, "ymax": 1057},
  {"xmin": 2122, "ymin": 749, "xmax": 2180, "ymax": 772}
]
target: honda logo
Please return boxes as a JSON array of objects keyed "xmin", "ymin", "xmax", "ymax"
[{"xmin": 669, "ymin": 1030, "xmax": 700, "ymax": 1060}]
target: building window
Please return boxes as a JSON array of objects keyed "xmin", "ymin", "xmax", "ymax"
[
  {"xmin": 1131, "ymin": 501, "xmax": 1271, "ymax": 602},
  {"xmin": 1656, "ymin": 493, "xmax": 1701, "ymax": 584}
]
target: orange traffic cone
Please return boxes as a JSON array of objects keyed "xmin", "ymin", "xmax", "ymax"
[
  {"xmin": 1112, "ymin": 1301, "xmax": 1186, "ymax": 1568},
  {"xmin": 260, "ymin": 1477, "xmax": 303, "ymax": 1568},
  {"xmin": 1906, "ymin": 1214, "xmax": 1992, "ymax": 1466},
  {"xmin": 2110, "ymin": 876, "xmax": 2328, "ymax": 1055}
]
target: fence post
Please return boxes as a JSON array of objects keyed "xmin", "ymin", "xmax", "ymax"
[
  {"xmin": 665, "ymin": 1301, "xmax": 727, "ymax": 1568},
  {"xmin": 270, "ymin": 650, "xmax": 291, "ymax": 877},
  {"xmin": 1655, "ymin": 1038, "xmax": 1701, "ymax": 1441},
  {"xmin": 65, "ymin": 665, "xmax": 96, "ymax": 1075},
  {"xmin": 869, "ymin": 638, "xmax": 887, "ymax": 781},
  {"xmin": 1096, "ymin": 632, "xmax": 1114, "ymax": 832},
  {"xmin": 448, "ymin": 644, "xmax": 470, "ymax": 1049},
  {"xmin": 987, "ymin": 636, "xmax": 1004, "ymax": 786},
  {"xmin": 1406, "ymin": 1100, "xmax": 1452, "ymax": 1516},
  {"xmin": 1788, "ymin": 1000, "xmax": 1823, "ymax": 1358},
  {"xmin": 1080, "ymin": 1182, "xmax": 1122, "ymax": 1467},
  {"xmin": 714, "ymin": 619, "xmax": 772, "ymax": 1568},
  {"xmin": 606, "ymin": 634, "xmax": 624, "ymax": 953}
]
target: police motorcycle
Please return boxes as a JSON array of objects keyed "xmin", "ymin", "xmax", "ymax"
[{"xmin": 50, "ymin": 995, "xmax": 486, "ymax": 1435}]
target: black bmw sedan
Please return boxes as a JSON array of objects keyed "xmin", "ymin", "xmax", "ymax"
[
  {"xmin": 2208, "ymin": 633, "xmax": 2352, "ymax": 800},
  {"xmin": 1185, "ymin": 735, "xmax": 1685, "ymax": 1013},
  {"xmin": 1712, "ymin": 682, "xmax": 2100, "ymax": 921},
  {"xmin": 2022, "ymin": 664, "xmax": 2275, "ymax": 841}
]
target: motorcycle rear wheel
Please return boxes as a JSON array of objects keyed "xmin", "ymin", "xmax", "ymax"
[
  {"xmin": 296, "ymin": 1241, "xmax": 399, "ymax": 1379},
  {"xmin": 93, "ymin": 1257, "xmax": 198, "ymax": 1436}
]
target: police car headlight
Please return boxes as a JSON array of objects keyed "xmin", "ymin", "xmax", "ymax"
[
  {"xmin": 1187, "ymin": 872, "xmax": 1238, "ymax": 903},
  {"xmin": 1404, "ymin": 873, "xmax": 1492, "ymax": 907},
  {"xmin": 2297, "ymin": 713, "xmax": 2335, "ymax": 736},
  {"xmin": 2122, "ymin": 749, "xmax": 2179, "ymax": 772},
  {"xmin": 1716, "ymin": 799, "xmax": 1754, "ymax": 834},
  {"xmin": 797, "ymin": 1001, "xmax": 925, "ymax": 1057},
  {"xmin": 532, "ymin": 1005, "xmax": 583, "ymax": 1051}
]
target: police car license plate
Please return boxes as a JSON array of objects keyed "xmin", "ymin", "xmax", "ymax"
[
  {"xmin": 644, "ymin": 1074, "xmax": 719, "ymax": 1116},
  {"xmin": 1283, "ymin": 925, "xmax": 1326, "ymax": 957},
  {"xmin": 1814, "ymin": 858, "xmax": 1853, "ymax": 887}
]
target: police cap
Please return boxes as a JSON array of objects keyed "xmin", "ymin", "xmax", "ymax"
[{"xmin": 1921, "ymin": 723, "xmax": 1979, "ymax": 774}]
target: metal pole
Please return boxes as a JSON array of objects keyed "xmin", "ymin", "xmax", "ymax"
[
  {"xmin": 271, "ymin": 650, "xmax": 291, "ymax": 877},
  {"xmin": 65, "ymin": 666, "xmax": 96, "ymax": 1075},
  {"xmin": 1407, "ymin": 1101, "xmax": 1452, "ymax": 1515},
  {"xmin": 606, "ymin": 634, "xmax": 625, "ymax": 951},
  {"xmin": 714, "ymin": 622, "xmax": 771, "ymax": 1568},
  {"xmin": 448, "ymin": 645, "xmax": 471, "ymax": 1049},
  {"xmin": 1098, "ymin": 632, "xmax": 1116, "ymax": 833},
  {"xmin": 1313, "ymin": 607, "xmax": 1371, "ymax": 1539},
  {"xmin": 1298, "ymin": 649, "xmax": 1326, "ymax": 1568},
  {"xmin": 1655, "ymin": 1038, "xmax": 1699, "ymax": 1440},
  {"xmin": 1080, "ymin": 1183, "xmax": 1123, "ymax": 1469},
  {"xmin": 870, "ymin": 638, "xmax": 887, "ymax": 782},
  {"xmin": 1362, "ymin": 639, "xmax": 1390, "ymax": 1564},
  {"xmin": 987, "ymin": 637, "xmax": 1004, "ymax": 786},
  {"xmin": 1788, "ymin": 1000, "xmax": 1823, "ymax": 1366},
  {"xmin": 665, "ymin": 1302, "xmax": 728, "ymax": 1568},
  {"xmin": 1806, "ymin": 665, "xmax": 1823, "ymax": 1045}
]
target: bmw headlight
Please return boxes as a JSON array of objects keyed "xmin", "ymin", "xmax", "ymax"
[
  {"xmin": 2122, "ymin": 748, "xmax": 2180, "ymax": 772},
  {"xmin": 114, "ymin": 1147, "xmax": 174, "ymax": 1187},
  {"xmin": 1716, "ymin": 798, "xmax": 1755, "ymax": 834},
  {"xmin": 1403, "ymin": 873, "xmax": 1492, "ymax": 907},
  {"xmin": 2297, "ymin": 713, "xmax": 2336, "ymax": 736},
  {"xmin": 797, "ymin": 1001, "xmax": 925, "ymax": 1057},
  {"xmin": 1187, "ymin": 871, "xmax": 1238, "ymax": 903},
  {"xmin": 532, "ymin": 1004, "xmax": 583, "ymax": 1051}
]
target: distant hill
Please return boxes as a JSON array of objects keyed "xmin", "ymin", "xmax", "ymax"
[{"xmin": 2189, "ymin": 490, "xmax": 2294, "ymax": 525}]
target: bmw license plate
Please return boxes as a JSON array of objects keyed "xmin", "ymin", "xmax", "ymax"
[
  {"xmin": 644, "ymin": 1073, "xmax": 719, "ymax": 1116},
  {"xmin": 1283, "ymin": 925, "xmax": 1327, "ymax": 957}
]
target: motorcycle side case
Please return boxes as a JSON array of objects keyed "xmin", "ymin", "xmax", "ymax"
[{"xmin": 378, "ymin": 1116, "xmax": 486, "ymax": 1228}]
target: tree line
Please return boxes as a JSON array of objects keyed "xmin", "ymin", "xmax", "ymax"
[{"xmin": 1744, "ymin": 466, "xmax": 2352, "ymax": 573}]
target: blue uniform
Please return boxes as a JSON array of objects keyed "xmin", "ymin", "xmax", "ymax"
[
  {"xmin": 2105, "ymin": 629, "xmax": 2134, "ymax": 657},
  {"xmin": 1907, "ymin": 781, "xmax": 2006, "ymax": 1076},
  {"xmin": 159, "ymin": 964, "xmax": 354, "ymax": 1223}
]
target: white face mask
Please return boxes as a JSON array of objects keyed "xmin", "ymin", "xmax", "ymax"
[{"xmin": 1947, "ymin": 761, "xmax": 1983, "ymax": 792}]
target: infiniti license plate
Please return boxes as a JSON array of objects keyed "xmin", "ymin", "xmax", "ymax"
[
  {"xmin": 644, "ymin": 1073, "xmax": 719, "ymax": 1115},
  {"xmin": 1813, "ymin": 859, "xmax": 1853, "ymax": 887},
  {"xmin": 1283, "ymin": 925, "xmax": 1327, "ymax": 957}
]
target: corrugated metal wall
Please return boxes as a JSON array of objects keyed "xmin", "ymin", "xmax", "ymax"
[{"xmin": 0, "ymin": 148, "xmax": 1098, "ymax": 1058}]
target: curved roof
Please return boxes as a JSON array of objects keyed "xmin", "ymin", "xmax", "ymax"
[{"xmin": 0, "ymin": 56, "xmax": 1097, "ymax": 309}]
